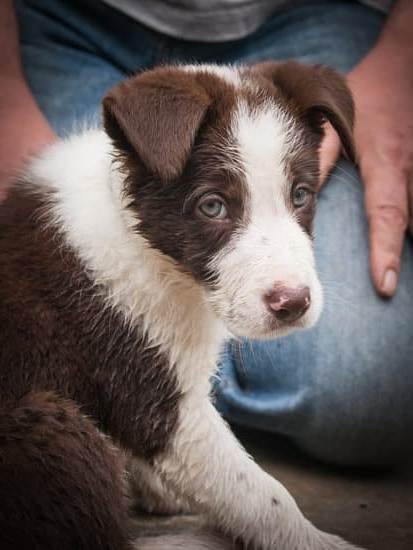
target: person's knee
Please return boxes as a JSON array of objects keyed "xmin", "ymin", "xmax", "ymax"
[
  {"xmin": 297, "ymin": 416, "xmax": 412, "ymax": 469},
  {"xmin": 294, "ymin": 352, "xmax": 413, "ymax": 469}
]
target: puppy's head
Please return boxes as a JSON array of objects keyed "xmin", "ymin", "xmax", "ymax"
[{"xmin": 103, "ymin": 62, "xmax": 354, "ymax": 339}]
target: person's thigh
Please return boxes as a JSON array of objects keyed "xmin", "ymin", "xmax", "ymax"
[
  {"xmin": 212, "ymin": 2, "xmax": 413, "ymax": 467},
  {"xmin": 15, "ymin": 0, "xmax": 164, "ymax": 134}
]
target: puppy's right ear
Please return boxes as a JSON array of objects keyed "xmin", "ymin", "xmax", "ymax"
[{"xmin": 103, "ymin": 68, "xmax": 212, "ymax": 181}]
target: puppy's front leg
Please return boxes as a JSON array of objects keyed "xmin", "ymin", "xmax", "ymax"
[{"xmin": 156, "ymin": 396, "xmax": 362, "ymax": 550}]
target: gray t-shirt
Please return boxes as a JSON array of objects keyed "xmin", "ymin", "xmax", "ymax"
[{"xmin": 102, "ymin": 0, "xmax": 393, "ymax": 42}]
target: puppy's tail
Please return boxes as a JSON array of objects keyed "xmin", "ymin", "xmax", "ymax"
[{"xmin": 133, "ymin": 531, "xmax": 235, "ymax": 550}]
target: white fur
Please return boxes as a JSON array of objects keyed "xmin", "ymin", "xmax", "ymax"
[
  {"xmin": 25, "ymin": 65, "xmax": 359, "ymax": 550},
  {"xmin": 182, "ymin": 63, "xmax": 242, "ymax": 87},
  {"xmin": 208, "ymin": 98, "xmax": 323, "ymax": 339}
]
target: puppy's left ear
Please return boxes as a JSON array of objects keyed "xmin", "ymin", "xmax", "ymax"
[
  {"xmin": 103, "ymin": 68, "xmax": 212, "ymax": 181},
  {"xmin": 254, "ymin": 61, "xmax": 355, "ymax": 163}
]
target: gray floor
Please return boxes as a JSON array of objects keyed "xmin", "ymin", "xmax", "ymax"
[{"xmin": 131, "ymin": 428, "xmax": 413, "ymax": 550}]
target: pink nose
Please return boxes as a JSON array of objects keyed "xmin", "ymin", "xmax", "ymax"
[{"xmin": 264, "ymin": 285, "xmax": 311, "ymax": 323}]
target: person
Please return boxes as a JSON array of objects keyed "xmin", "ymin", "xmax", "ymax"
[{"xmin": 1, "ymin": 0, "xmax": 412, "ymax": 467}]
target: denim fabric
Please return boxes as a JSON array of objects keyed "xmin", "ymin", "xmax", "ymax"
[{"xmin": 15, "ymin": 0, "xmax": 413, "ymax": 466}]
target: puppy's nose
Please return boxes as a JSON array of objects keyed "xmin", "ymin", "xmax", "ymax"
[{"xmin": 265, "ymin": 285, "xmax": 311, "ymax": 323}]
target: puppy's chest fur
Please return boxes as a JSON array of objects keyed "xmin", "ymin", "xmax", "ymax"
[{"xmin": 0, "ymin": 141, "xmax": 223, "ymax": 458}]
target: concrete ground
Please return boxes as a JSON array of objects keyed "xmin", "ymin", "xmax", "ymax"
[{"xmin": 131, "ymin": 428, "xmax": 413, "ymax": 549}]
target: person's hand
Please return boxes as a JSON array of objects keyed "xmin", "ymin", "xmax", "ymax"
[
  {"xmin": 0, "ymin": 78, "xmax": 56, "ymax": 202},
  {"xmin": 319, "ymin": 41, "xmax": 413, "ymax": 298}
]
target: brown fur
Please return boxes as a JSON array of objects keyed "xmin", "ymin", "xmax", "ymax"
[
  {"xmin": 0, "ymin": 391, "xmax": 129, "ymax": 550},
  {"xmin": 103, "ymin": 68, "xmax": 213, "ymax": 181},
  {"xmin": 0, "ymin": 188, "xmax": 181, "ymax": 458}
]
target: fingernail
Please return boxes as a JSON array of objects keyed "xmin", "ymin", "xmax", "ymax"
[{"xmin": 381, "ymin": 269, "xmax": 398, "ymax": 297}]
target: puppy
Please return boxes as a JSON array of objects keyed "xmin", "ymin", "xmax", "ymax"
[{"xmin": 0, "ymin": 62, "xmax": 361, "ymax": 550}]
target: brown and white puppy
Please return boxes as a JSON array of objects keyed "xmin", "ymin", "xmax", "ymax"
[{"xmin": 0, "ymin": 62, "xmax": 361, "ymax": 550}]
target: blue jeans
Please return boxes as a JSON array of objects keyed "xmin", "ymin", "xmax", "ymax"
[{"xmin": 15, "ymin": 0, "xmax": 413, "ymax": 466}]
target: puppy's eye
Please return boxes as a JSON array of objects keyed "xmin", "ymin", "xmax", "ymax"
[
  {"xmin": 292, "ymin": 186, "xmax": 311, "ymax": 208},
  {"xmin": 198, "ymin": 195, "xmax": 228, "ymax": 219}
]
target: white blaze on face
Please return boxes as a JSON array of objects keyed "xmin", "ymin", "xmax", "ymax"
[{"xmin": 208, "ymin": 99, "xmax": 323, "ymax": 339}]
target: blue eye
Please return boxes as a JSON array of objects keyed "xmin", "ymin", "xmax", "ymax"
[
  {"xmin": 198, "ymin": 195, "xmax": 228, "ymax": 219},
  {"xmin": 292, "ymin": 186, "xmax": 311, "ymax": 208}
]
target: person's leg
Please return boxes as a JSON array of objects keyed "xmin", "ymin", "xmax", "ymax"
[
  {"xmin": 189, "ymin": 2, "xmax": 413, "ymax": 467},
  {"xmin": 14, "ymin": 0, "xmax": 167, "ymax": 134}
]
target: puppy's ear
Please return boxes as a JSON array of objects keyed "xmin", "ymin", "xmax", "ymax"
[
  {"xmin": 103, "ymin": 68, "xmax": 212, "ymax": 181},
  {"xmin": 254, "ymin": 61, "xmax": 355, "ymax": 163}
]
